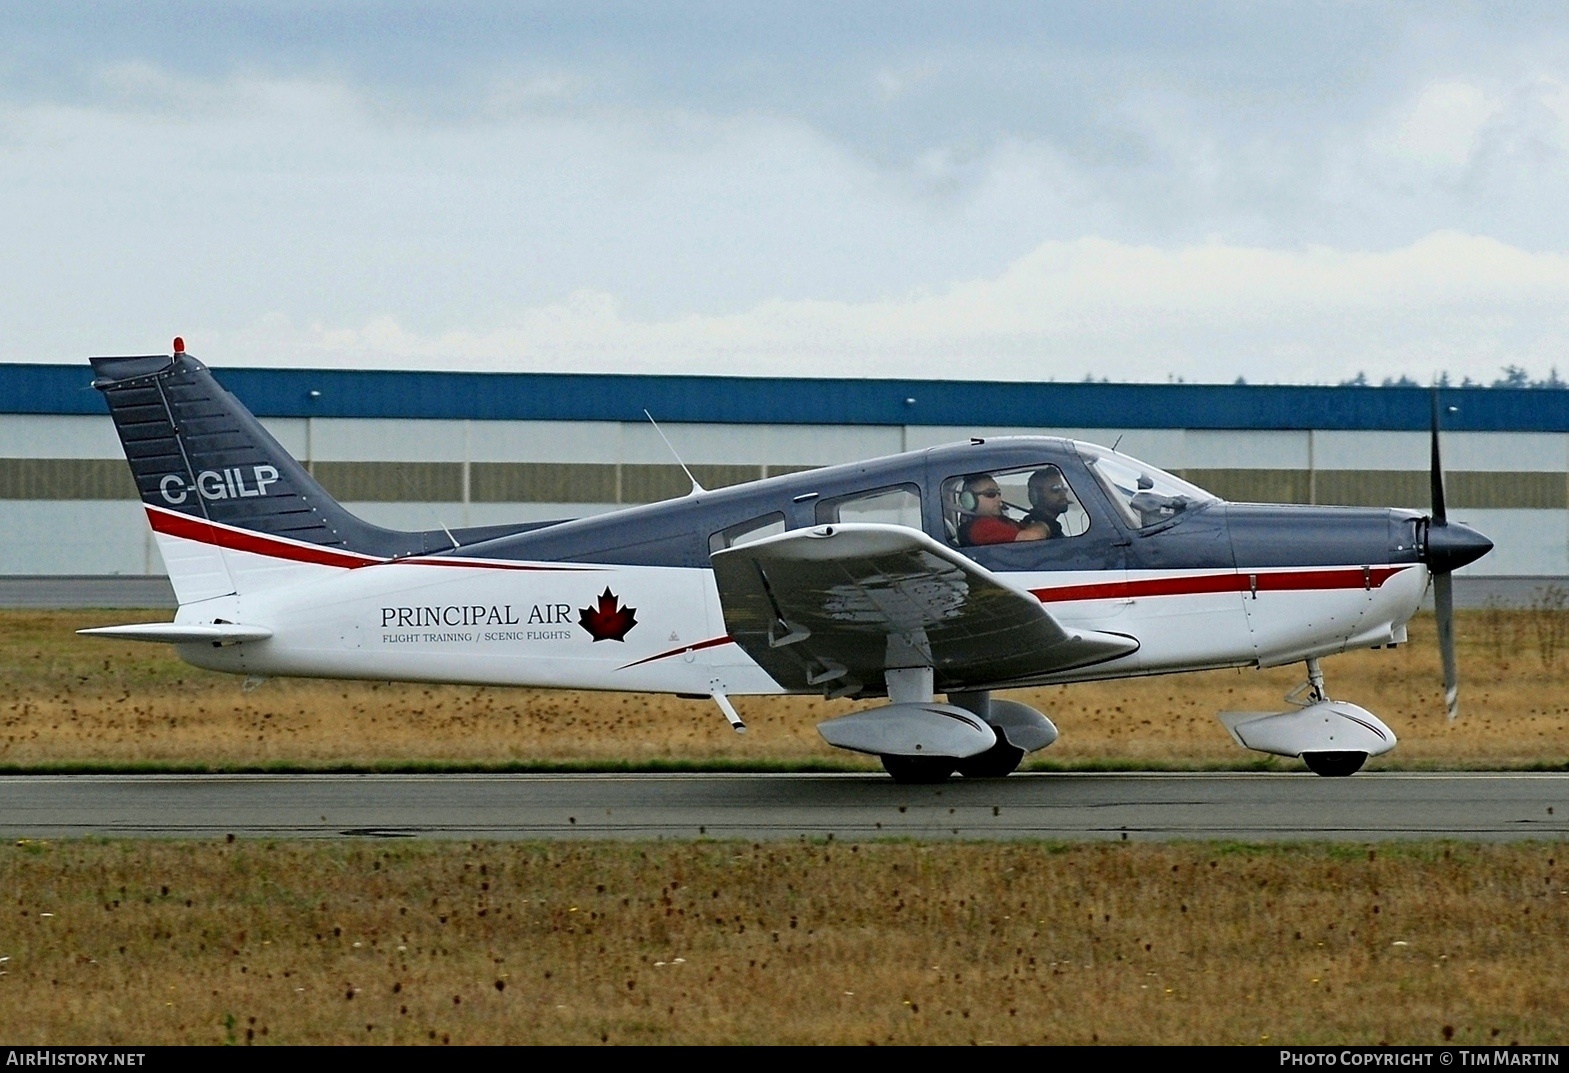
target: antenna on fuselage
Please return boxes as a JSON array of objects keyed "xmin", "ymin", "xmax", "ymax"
[
  {"xmin": 432, "ymin": 514, "xmax": 460, "ymax": 553},
  {"xmin": 644, "ymin": 409, "xmax": 705, "ymax": 494},
  {"xmin": 390, "ymin": 457, "xmax": 461, "ymax": 552}
]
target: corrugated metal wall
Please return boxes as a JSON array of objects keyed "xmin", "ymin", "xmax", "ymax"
[{"xmin": 2, "ymin": 364, "xmax": 1567, "ymax": 580}]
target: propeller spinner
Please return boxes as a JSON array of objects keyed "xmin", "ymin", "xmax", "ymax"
[{"xmin": 1426, "ymin": 391, "xmax": 1494, "ymax": 720}]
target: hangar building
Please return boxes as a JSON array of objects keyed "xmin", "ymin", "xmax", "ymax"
[{"xmin": 2, "ymin": 362, "xmax": 1565, "ymax": 605}]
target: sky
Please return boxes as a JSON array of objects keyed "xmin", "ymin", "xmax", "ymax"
[{"xmin": 4, "ymin": 2, "xmax": 1569, "ymax": 383}]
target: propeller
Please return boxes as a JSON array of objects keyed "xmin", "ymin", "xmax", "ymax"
[
  {"xmin": 1425, "ymin": 390, "xmax": 1493, "ymax": 721},
  {"xmin": 1430, "ymin": 391, "xmax": 1457, "ymax": 721}
]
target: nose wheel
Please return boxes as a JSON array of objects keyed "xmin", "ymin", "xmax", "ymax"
[
  {"xmin": 1301, "ymin": 751, "xmax": 1367, "ymax": 777},
  {"xmin": 1222, "ymin": 658, "xmax": 1384, "ymax": 778},
  {"xmin": 1291, "ymin": 659, "xmax": 1369, "ymax": 777}
]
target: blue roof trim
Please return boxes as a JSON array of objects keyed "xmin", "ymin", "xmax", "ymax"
[{"xmin": 7, "ymin": 362, "xmax": 1569, "ymax": 431}]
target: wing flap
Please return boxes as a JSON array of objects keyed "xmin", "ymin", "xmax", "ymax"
[{"xmin": 711, "ymin": 523, "xmax": 1136, "ymax": 694}]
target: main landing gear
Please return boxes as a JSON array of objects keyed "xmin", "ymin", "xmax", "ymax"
[
  {"xmin": 881, "ymin": 754, "xmax": 962, "ymax": 784},
  {"xmin": 814, "ymin": 669, "xmax": 1060, "ymax": 784},
  {"xmin": 877, "ymin": 735, "xmax": 1030, "ymax": 784},
  {"xmin": 954, "ymin": 736, "xmax": 1028, "ymax": 779},
  {"xmin": 869, "ymin": 688, "xmax": 1054, "ymax": 785}
]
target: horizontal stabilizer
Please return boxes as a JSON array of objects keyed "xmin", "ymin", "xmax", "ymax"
[{"xmin": 77, "ymin": 622, "xmax": 273, "ymax": 645}]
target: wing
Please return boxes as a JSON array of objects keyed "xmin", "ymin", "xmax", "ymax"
[{"xmin": 710, "ymin": 523, "xmax": 1137, "ymax": 696}]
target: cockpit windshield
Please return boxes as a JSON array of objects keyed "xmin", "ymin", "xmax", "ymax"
[{"xmin": 1075, "ymin": 442, "xmax": 1220, "ymax": 530}]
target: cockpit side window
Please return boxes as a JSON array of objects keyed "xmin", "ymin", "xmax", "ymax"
[
  {"xmin": 815, "ymin": 484, "xmax": 923, "ymax": 529},
  {"xmin": 1078, "ymin": 445, "xmax": 1219, "ymax": 530},
  {"xmin": 940, "ymin": 466, "xmax": 1090, "ymax": 549}
]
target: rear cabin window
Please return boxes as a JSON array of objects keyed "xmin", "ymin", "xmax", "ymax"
[
  {"xmin": 709, "ymin": 512, "xmax": 786, "ymax": 554},
  {"xmin": 815, "ymin": 484, "xmax": 923, "ymax": 529},
  {"xmin": 941, "ymin": 466, "xmax": 1090, "ymax": 548}
]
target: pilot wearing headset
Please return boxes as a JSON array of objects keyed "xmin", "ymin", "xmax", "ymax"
[
  {"xmin": 957, "ymin": 473, "xmax": 1049, "ymax": 546},
  {"xmin": 1024, "ymin": 465, "xmax": 1073, "ymax": 539}
]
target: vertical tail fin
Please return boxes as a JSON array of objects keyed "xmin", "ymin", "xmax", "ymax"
[{"xmin": 91, "ymin": 348, "xmax": 454, "ymax": 603}]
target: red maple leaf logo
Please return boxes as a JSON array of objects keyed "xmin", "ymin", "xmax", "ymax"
[{"xmin": 578, "ymin": 587, "xmax": 638, "ymax": 642}]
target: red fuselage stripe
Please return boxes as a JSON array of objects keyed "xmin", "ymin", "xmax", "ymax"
[
  {"xmin": 617, "ymin": 635, "xmax": 736, "ymax": 670},
  {"xmin": 397, "ymin": 557, "xmax": 595, "ymax": 572},
  {"xmin": 1030, "ymin": 565, "xmax": 1411, "ymax": 604},
  {"xmin": 146, "ymin": 506, "xmax": 379, "ymax": 569},
  {"xmin": 146, "ymin": 508, "xmax": 593, "ymax": 572}
]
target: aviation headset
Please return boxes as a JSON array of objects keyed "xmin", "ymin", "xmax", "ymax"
[
  {"xmin": 1027, "ymin": 466, "xmax": 1067, "ymax": 511},
  {"xmin": 957, "ymin": 470, "xmax": 1066, "ymax": 515},
  {"xmin": 957, "ymin": 475, "xmax": 996, "ymax": 514}
]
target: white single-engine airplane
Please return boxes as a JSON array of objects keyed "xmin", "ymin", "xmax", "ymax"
[{"xmin": 81, "ymin": 343, "xmax": 1493, "ymax": 782}]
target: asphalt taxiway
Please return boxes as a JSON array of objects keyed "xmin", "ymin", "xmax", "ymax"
[{"xmin": 0, "ymin": 771, "xmax": 1565, "ymax": 842}]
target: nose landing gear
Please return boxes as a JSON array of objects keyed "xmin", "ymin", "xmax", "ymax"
[
  {"xmin": 1301, "ymin": 751, "xmax": 1367, "ymax": 777},
  {"xmin": 1217, "ymin": 658, "xmax": 1393, "ymax": 777},
  {"xmin": 1293, "ymin": 658, "xmax": 1365, "ymax": 776}
]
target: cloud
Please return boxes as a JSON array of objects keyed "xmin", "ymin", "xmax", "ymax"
[
  {"xmin": 203, "ymin": 231, "xmax": 1569, "ymax": 384},
  {"xmin": 6, "ymin": 11, "xmax": 1569, "ymax": 385},
  {"xmin": 1380, "ymin": 75, "xmax": 1569, "ymax": 184},
  {"xmin": 1391, "ymin": 81, "xmax": 1498, "ymax": 168}
]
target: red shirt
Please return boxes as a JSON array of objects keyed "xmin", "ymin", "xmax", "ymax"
[{"xmin": 964, "ymin": 515, "xmax": 1024, "ymax": 545}]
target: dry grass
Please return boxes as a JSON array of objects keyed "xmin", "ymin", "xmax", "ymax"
[
  {"xmin": 0, "ymin": 839, "xmax": 1564, "ymax": 1045},
  {"xmin": 1, "ymin": 609, "xmax": 1566, "ymax": 771}
]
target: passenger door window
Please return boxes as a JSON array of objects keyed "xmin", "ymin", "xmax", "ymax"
[
  {"xmin": 815, "ymin": 484, "xmax": 923, "ymax": 529},
  {"xmin": 709, "ymin": 512, "xmax": 786, "ymax": 554}
]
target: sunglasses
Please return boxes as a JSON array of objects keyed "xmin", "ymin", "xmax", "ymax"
[{"xmin": 975, "ymin": 489, "xmax": 1002, "ymax": 498}]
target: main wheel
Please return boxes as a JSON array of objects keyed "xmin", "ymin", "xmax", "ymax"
[
  {"xmin": 881, "ymin": 754, "xmax": 957, "ymax": 784},
  {"xmin": 955, "ymin": 735, "xmax": 1026, "ymax": 778},
  {"xmin": 1302, "ymin": 751, "xmax": 1367, "ymax": 777}
]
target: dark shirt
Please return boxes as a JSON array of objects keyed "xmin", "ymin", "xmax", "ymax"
[{"xmin": 1024, "ymin": 511, "xmax": 1065, "ymax": 539}]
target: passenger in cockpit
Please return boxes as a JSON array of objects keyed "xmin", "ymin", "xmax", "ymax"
[
  {"xmin": 1024, "ymin": 466, "xmax": 1072, "ymax": 539},
  {"xmin": 957, "ymin": 474, "xmax": 1049, "ymax": 546}
]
